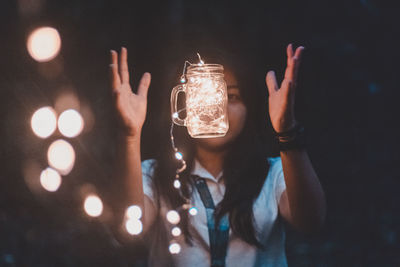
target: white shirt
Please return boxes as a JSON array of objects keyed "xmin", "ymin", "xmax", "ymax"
[{"xmin": 142, "ymin": 157, "xmax": 287, "ymax": 267}]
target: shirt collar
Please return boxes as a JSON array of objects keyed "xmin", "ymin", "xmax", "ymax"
[{"xmin": 191, "ymin": 159, "xmax": 223, "ymax": 182}]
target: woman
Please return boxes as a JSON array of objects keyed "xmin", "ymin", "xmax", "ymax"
[{"xmin": 109, "ymin": 44, "xmax": 326, "ymax": 266}]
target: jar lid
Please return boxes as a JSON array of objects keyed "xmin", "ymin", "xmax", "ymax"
[{"xmin": 187, "ymin": 64, "xmax": 224, "ymax": 76}]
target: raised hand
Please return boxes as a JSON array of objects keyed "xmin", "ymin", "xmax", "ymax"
[
  {"xmin": 110, "ymin": 47, "xmax": 151, "ymax": 137},
  {"xmin": 266, "ymin": 44, "xmax": 304, "ymax": 133}
]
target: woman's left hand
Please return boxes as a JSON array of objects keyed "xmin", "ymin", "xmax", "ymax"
[{"xmin": 266, "ymin": 44, "xmax": 304, "ymax": 133}]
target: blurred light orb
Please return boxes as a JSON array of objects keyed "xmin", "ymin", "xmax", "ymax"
[
  {"xmin": 31, "ymin": 107, "xmax": 57, "ymax": 138},
  {"xmin": 126, "ymin": 205, "xmax": 142, "ymax": 220},
  {"xmin": 27, "ymin": 27, "xmax": 61, "ymax": 62},
  {"xmin": 125, "ymin": 219, "xmax": 143, "ymax": 235},
  {"xmin": 166, "ymin": 210, "xmax": 180, "ymax": 225},
  {"xmin": 169, "ymin": 242, "xmax": 181, "ymax": 254},
  {"xmin": 47, "ymin": 139, "xmax": 75, "ymax": 175},
  {"xmin": 58, "ymin": 109, "xmax": 84, "ymax": 138},
  {"xmin": 189, "ymin": 207, "xmax": 198, "ymax": 216},
  {"xmin": 173, "ymin": 179, "xmax": 181, "ymax": 189},
  {"xmin": 40, "ymin": 167, "xmax": 61, "ymax": 192},
  {"xmin": 171, "ymin": 226, "xmax": 182, "ymax": 237},
  {"xmin": 175, "ymin": 152, "xmax": 183, "ymax": 160},
  {"xmin": 84, "ymin": 195, "xmax": 103, "ymax": 217}
]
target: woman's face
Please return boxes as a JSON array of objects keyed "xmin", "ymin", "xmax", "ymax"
[{"xmin": 194, "ymin": 70, "xmax": 247, "ymax": 152}]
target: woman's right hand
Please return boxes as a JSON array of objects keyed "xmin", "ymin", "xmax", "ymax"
[{"xmin": 110, "ymin": 47, "xmax": 151, "ymax": 138}]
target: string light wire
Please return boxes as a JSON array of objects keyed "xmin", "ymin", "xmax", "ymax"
[{"xmin": 166, "ymin": 55, "xmax": 210, "ymax": 253}]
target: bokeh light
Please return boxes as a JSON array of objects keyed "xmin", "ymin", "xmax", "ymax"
[
  {"xmin": 189, "ymin": 207, "xmax": 198, "ymax": 216},
  {"xmin": 169, "ymin": 242, "xmax": 181, "ymax": 254},
  {"xmin": 166, "ymin": 210, "xmax": 180, "ymax": 225},
  {"xmin": 125, "ymin": 219, "xmax": 143, "ymax": 235},
  {"xmin": 84, "ymin": 195, "xmax": 103, "ymax": 217},
  {"xmin": 173, "ymin": 179, "xmax": 181, "ymax": 189},
  {"xmin": 58, "ymin": 109, "xmax": 84, "ymax": 138},
  {"xmin": 126, "ymin": 205, "xmax": 142, "ymax": 220},
  {"xmin": 31, "ymin": 107, "xmax": 57, "ymax": 138},
  {"xmin": 171, "ymin": 226, "xmax": 182, "ymax": 237},
  {"xmin": 47, "ymin": 139, "xmax": 75, "ymax": 175},
  {"xmin": 39, "ymin": 167, "xmax": 61, "ymax": 192},
  {"xmin": 175, "ymin": 152, "xmax": 183, "ymax": 160},
  {"xmin": 27, "ymin": 27, "xmax": 61, "ymax": 62}
]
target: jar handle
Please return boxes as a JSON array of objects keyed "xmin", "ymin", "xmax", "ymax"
[{"xmin": 170, "ymin": 84, "xmax": 186, "ymax": 126}]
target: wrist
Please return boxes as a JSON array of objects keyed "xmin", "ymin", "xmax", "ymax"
[
  {"xmin": 274, "ymin": 123, "xmax": 306, "ymax": 151},
  {"xmin": 119, "ymin": 131, "xmax": 142, "ymax": 145}
]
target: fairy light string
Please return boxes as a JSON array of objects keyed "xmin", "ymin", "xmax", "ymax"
[{"xmin": 166, "ymin": 54, "xmax": 207, "ymax": 253}]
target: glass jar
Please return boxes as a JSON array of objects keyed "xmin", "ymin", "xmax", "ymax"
[{"xmin": 171, "ymin": 64, "xmax": 229, "ymax": 138}]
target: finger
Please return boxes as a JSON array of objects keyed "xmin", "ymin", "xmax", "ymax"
[
  {"xmin": 280, "ymin": 79, "xmax": 292, "ymax": 94},
  {"xmin": 120, "ymin": 47, "xmax": 130, "ymax": 84},
  {"xmin": 293, "ymin": 46, "xmax": 304, "ymax": 82},
  {"xmin": 137, "ymin": 72, "xmax": 151, "ymax": 98},
  {"xmin": 287, "ymin": 43, "xmax": 294, "ymax": 59},
  {"xmin": 266, "ymin": 71, "xmax": 279, "ymax": 95},
  {"xmin": 110, "ymin": 50, "xmax": 121, "ymax": 91},
  {"xmin": 284, "ymin": 56, "xmax": 296, "ymax": 82},
  {"xmin": 294, "ymin": 46, "xmax": 304, "ymax": 60},
  {"xmin": 284, "ymin": 44, "xmax": 298, "ymax": 82}
]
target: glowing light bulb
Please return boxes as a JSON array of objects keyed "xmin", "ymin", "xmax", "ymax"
[
  {"xmin": 126, "ymin": 205, "xmax": 142, "ymax": 220},
  {"xmin": 175, "ymin": 152, "xmax": 183, "ymax": 160},
  {"xmin": 166, "ymin": 210, "xmax": 180, "ymax": 224},
  {"xmin": 189, "ymin": 207, "xmax": 198, "ymax": 216},
  {"xmin": 125, "ymin": 219, "xmax": 143, "ymax": 235},
  {"xmin": 84, "ymin": 195, "xmax": 103, "ymax": 217},
  {"xmin": 27, "ymin": 27, "xmax": 61, "ymax": 62},
  {"xmin": 40, "ymin": 167, "xmax": 61, "ymax": 192},
  {"xmin": 31, "ymin": 107, "xmax": 57, "ymax": 138},
  {"xmin": 173, "ymin": 179, "xmax": 181, "ymax": 189},
  {"xmin": 169, "ymin": 242, "xmax": 181, "ymax": 254},
  {"xmin": 171, "ymin": 226, "xmax": 182, "ymax": 237},
  {"xmin": 58, "ymin": 109, "xmax": 84, "ymax": 138},
  {"xmin": 47, "ymin": 139, "xmax": 75, "ymax": 175}
]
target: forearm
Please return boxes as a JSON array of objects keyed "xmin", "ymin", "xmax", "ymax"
[
  {"xmin": 280, "ymin": 149, "xmax": 326, "ymax": 233},
  {"xmin": 117, "ymin": 134, "xmax": 145, "ymax": 208}
]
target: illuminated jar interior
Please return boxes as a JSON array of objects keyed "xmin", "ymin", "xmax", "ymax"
[{"xmin": 185, "ymin": 64, "xmax": 229, "ymax": 138}]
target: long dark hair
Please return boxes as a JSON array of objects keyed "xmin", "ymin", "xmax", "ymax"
[{"xmin": 150, "ymin": 47, "xmax": 275, "ymax": 247}]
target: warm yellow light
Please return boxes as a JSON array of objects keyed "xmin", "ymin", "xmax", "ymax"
[
  {"xmin": 84, "ymin": 195, "xmax": 103, "ymax": 217},
  {"xmin": 166, "ymin": 210, "xmax": 180, "ymax": 225},
  {"xmin": 171, "ymin": 63, "xmax": 229, "ymax": 138},
  {"xmin": 40, "ymin": 167, "xmax": 61, "ymax": 192},
  {"xmin": 47, "ymin": 139, "xmax": 75, "ymax": 175},
  {"xmin": 58, "ymin": 109, "xmax": 84, "ymax": 138},
  {"xmin": 126, "ymin": 205, "xmax": 142, "ymax": 220},
  {"xmin": 125, "ymin": 219, "xmax": 143, "ymax": 235},
  {"xmin": 27, "ymin": 27, "xmax": 61, "ymax": 62},
  {"xmin": 169, "ymin": 242, "xmax": 181, "ymax": 254},
  {"xmin": 31, "ymin": 107, "xmax": 57, "ymax": 138}
]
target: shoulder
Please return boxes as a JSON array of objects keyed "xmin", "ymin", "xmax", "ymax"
[
  {"xmin": 141, "ymin": 159, "xmax": 158, "ymax": 200},
  {"xmin": 142, "ymin": 159, "xmax": 157, "ymax": 177},
  {"xmin": 266, "ymin": 157, "xmax": 286, "ymax": 202},
  {"xmin": 267, "ymin": 156, "xmax": 283, "ymax": 176}
]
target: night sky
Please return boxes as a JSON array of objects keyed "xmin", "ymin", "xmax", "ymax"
[{"xmin": 0, "ymin": 0, "xmax": 399, "ymax": 266}]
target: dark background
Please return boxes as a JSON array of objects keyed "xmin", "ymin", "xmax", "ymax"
[{"xmin": 1, "ymin": 0, "xmax": 399, "ymax": 266}]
